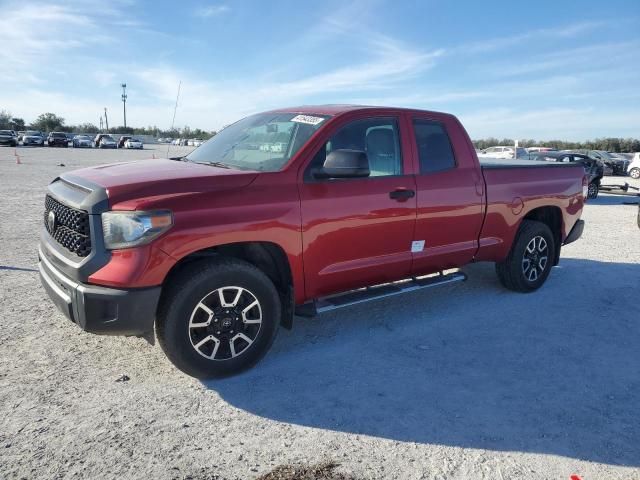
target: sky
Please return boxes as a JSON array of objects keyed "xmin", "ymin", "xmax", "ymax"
[{"xmin": 0, "ymin": 0, "xmax": 639, "ymax": 140}]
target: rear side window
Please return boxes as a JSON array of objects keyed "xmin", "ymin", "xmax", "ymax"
[{"xmin": 413, "ymin": 119, "xmax": 456, "ymax": 173}]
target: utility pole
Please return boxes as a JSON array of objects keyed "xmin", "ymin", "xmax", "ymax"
[
  {"xmin": 104, "ymin": 107, "xmax": 109, "ymax": 132},
  {"xmin": 121, "ymin": 83, "xmax": 127, "ymax": 129},
  {"xmin": 99, "ymin": 116, "xmax": 103, "ymax": 131}
]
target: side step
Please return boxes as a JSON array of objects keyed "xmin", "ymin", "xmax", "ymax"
[{"xmin": 295, "ymin": 271, "xmax": 467, "ymax": 317}]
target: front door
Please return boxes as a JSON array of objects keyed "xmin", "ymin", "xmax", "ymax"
[{"xmin": 299, "ymin": 116, "xmax": 417, "ymax": 299}]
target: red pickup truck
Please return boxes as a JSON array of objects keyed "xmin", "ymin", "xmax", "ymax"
[{"xmin": 39, "ymin": 105, "xmax": 586, "ymax": 378}]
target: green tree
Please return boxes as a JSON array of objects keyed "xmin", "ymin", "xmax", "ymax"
[
  {"xmin": 32, "ymin": 113, "xmax": 65, "ymax": 132},
  {"xmin": 10, "ymin": 117, "xmax": 25, "ymax": 131},
  {"xmin": 0, "ymin": 110, "xmax": 11, "ymax": 129},
  {"xmin": 73, "ymin": 123, "xmax": 99, "ymax": 133}
]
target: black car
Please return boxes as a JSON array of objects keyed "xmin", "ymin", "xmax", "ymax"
[
  {"xmin": 529, "ymin": 151, "xmax": 604, "ymax": 199},
  {"xmin": 47, "ymin": 132, "xmax": 69, "ymax": 147},
  {"xmin": 0, "ymin": 130, "xmax": 18, "ymax": 147},
  {"xmin": 586, "ymin": 150, "xmax": 629, "ymax": 176}
]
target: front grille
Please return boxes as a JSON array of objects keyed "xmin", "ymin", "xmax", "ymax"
[{"xmin": 44, "ymin": 195, "xmax": 91, "ymax": 257}]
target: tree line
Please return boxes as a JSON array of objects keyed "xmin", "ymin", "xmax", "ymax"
[
  {"xmin": 0, "ymin": 110, "xmax": 216, "ymax": 140},
  {"xmin": 2, "ymin": 109, "xmax": 638, "ymax": 151}
]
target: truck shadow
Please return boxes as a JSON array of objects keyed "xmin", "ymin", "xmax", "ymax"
[
  {"xmin": 588, "ymin": 193, "xmax": 639, "ymax": 206},
  {"xmin": 204, "ymin": 258, "xmax": 640, "ymax": 466}
]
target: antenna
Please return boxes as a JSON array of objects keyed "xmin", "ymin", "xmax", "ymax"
[{"xmin": 167, "ymin": 80, "xmax": 181, "ymax": 158}]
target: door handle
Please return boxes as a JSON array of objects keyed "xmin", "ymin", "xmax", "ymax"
[{"xmin": 389, "ymin": 189, "xmax": 415, "ymax": 201}]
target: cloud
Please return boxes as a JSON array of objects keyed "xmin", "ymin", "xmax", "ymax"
[
  {"xmin": 195, "ymin": 5, "xmax": 230, "ymax": 18},
  {"xmin": 0, "ymin": 3, "xmax": 112, "ymax": 67},
  {"xmin": 460, "ymin": 107, "xmax": 640, "ymax": 140},
  {"xmin": 457, "ymin": 20, "xmax": 604, "ymax": 54}
]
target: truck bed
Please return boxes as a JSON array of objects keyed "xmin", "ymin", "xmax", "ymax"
[{"xmin": 480, "ymin": 158, "xmax": 580, "ymax": 169}]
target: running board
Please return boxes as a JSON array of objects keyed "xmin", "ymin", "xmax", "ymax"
[{"xmin": 295, "ymin": 271, "xmax": 467, "ymax": 317}]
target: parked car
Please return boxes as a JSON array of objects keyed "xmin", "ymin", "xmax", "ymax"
[
  {"xmin": 526, "ymin": 147, "xmax": 557, "ymax": 153},
  {"xmin": 47, "ymin": 132, "xmax": 69, "ymax": 147},
  {"xmin": 72, "ymin": 135, "xmax": 92, "ymax": 148},
  {"xmin": 627, "ymin": 153, "xmax": 640, "ymax": 179},
  {"xmin": 93, "ymin": 134, "xmax": 117, "ymax": 148},
  {"xmin": 39, "ymin": 105, "xmax": 586, "ymax": 379},
  {"xmin": 117, "ymin": 135, "xmax": 132, "ymax": 148},
  {"xmin": 124, "ymin": 138, "xmax": 143, "ymax": 149},
  {"xmin": 0, "ymin": 130, "xmax": 17, "ymax": 147},
  {"xmin": 478, "ymin": 146, "xmax": 528, "ymax": 159},
  {"xmin": 529, "ymin": 151, "xmax": 604, "ymax": 198},
  {"xmin": 22, "ymin": 130, "xmax": 45, "ymax": 146},
  {"xmin": 585, "ymin": 150, "xmax": 629, "ymax": 176}
]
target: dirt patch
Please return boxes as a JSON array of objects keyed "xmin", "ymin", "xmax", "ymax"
[{"xmin": 258, "ymin": 462, "xmax": 357, "ymax": 480}]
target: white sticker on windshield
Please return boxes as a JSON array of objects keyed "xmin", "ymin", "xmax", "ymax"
[{"xmin": 291, "ymin": 114, "xmax": 325, "ymax": 126}]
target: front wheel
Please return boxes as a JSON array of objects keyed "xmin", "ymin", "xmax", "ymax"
[
  {"xmin": 587, "ymin": 182, "xmax": 599, "ymax": 199},
  {"xmin": 157, "ymin": 258, "xmax": 281, "ymax": 379},
  {"xmin": 630, "ymin": 168, "xmax": 640, "ymax": 180},
  {"xmin": 496, "ymin": 220, "xmax": 555, "ymax": 293}
]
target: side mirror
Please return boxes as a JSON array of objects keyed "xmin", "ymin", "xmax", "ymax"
[{"xmin": 314, "ymin": 149, "xmax": 370, "ymax": 179}]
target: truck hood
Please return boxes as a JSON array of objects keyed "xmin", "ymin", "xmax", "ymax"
[{"xmin": 64, "ymin": 158, "xmax": 259, "ymax": 209}]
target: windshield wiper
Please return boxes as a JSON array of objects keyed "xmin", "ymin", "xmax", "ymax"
[{"xmin": 191, "ymin": 161, "xmax": 232, "ymax": 169}]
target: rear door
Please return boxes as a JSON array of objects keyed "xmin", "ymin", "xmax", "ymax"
[
  {"xmin": 409, "ymin": 114, "xmax": 485, "ymax": 275},
  {"xmin": 299, "ymin": 115, "xmax": 417, "ymax": 299}
]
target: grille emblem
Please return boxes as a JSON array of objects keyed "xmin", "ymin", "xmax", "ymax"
[{"xmin": 47, "ymin": 210, "xmax": 57, "ymax": 232}]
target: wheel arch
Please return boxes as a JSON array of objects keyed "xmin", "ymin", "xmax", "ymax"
[
  {"xmin": 521, "ymin": 206, "xmax": 563, "ymax": 266},
  {"xmin": 160, "ymin": 241, "xmax": 295, "ymax": 329}
]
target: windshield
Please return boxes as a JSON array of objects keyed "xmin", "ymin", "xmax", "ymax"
[
  {"xmin": 186, "ymin": 112, "xmax": 329, "ymax": 171},
  {"xmin": 595, "ymin": 151, "xmax": 613, "ymax": 160},
  {"xmin": 51, "ymin": 133, "xmax": 66, "ymax": 138},
  {"xmin": 0, "ymin": 130, "xmax": 13, "ymax": 135},
  {"xmin": 26, "ymin": 131, "xmax": 41, "ymax": 136}
]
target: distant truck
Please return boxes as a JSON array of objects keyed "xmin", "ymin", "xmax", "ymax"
[{"xmin": 39, "ymin": 105, "xmax": 587, "ymax": 378}]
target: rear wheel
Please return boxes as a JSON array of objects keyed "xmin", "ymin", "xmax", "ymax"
[
  {"xmin": 496, "ymin": 220, "xmax": 555, "ymax": 293},
  {"xmin": 157, "ymin": 258, "xmax": 281, "ymax": 379},
  {"xmin": 630, "ymin": 168, "xmax": 640, "ymax": 180},
  {"xmin": 587, "ymin": 182, "xmax": 599, "ymax": 199}
]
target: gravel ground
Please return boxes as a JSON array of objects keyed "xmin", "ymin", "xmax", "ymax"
[{"xmin": 1, "ymin": 145, "xmax": 639, "ymax": 480}]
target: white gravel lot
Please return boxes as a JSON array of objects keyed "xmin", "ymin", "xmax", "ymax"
[{"xmin": 1, "ymin": 145, "xmax": 639, "ymax": 480}]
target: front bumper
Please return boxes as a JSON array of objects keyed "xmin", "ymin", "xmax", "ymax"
[
  {"xmin": 38, "ymin": 246, "xmax": 161, "ymax": 336},
  {"xmin": 563, "ymin": 219, "xmax": 585, "ymax": 245}
]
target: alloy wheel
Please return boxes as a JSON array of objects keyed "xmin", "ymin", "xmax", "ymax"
[
  {"xmin": 188, "ymin": 286, "xmax": 262, "ymax": 361},
  {"xmin": 522, "ymin": 236, "xmax": 548, "ymax": 282}
]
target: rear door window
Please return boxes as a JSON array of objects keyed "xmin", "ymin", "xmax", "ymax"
[{"xmin": 412, "ymin": 119, "xmax": 456, "ymax": 174}]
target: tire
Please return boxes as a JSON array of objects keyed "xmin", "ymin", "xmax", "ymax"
[
  {"xmin": 156, "ymin": 257, "xmax": 281, "ymax": 379},
  {"xmin": 587, "ymin": 182, "xmax": 599, "ymax": 199},
  {"xmin": 630, "ymin": 168, "xmax": 640, "ymax": 180},
  {"xmin": 495, "ymin": 220, "xmax": 555, "ymax": 293}
]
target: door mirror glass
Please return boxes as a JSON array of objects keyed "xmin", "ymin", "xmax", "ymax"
[{"xmin": 315, "ymin": 149, "xmax": 370, "ymax": 179}]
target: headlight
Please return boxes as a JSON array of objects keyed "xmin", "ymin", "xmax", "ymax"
[{"xmin": 102, "ymin": 211, "xmax": 173, "ymax": 250}]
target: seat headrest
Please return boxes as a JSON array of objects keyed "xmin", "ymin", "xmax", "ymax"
[{"xmin": 366, "ymin": 128, "xmax": 395, "ymax": 155}]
